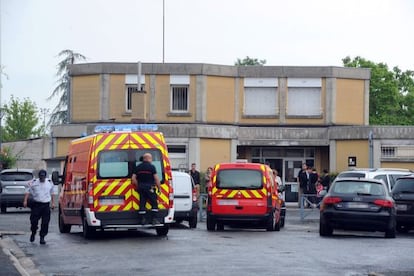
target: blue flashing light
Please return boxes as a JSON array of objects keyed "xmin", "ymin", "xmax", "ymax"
[{"xmin": 94, "ymin": 124, "xmax": 158, "ymax": 133}]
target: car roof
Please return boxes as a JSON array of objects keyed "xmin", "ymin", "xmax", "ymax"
[
  {"xmin": 214, "ymin": 162, "xmax": 267, "ymax": 169},
  {"xmin": 0, "ymin": 168, "xmax": 35, "ymax": 174},
  {"xmin": 340, "ymin": 168, "xmax": 412, "ymax": 173},
  {"xmin": 172, "ymin": 171, "xmax": 191, "ymax": 177}
]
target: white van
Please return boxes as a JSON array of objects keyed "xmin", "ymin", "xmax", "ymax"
[{"xmin": 172, "ymin": 171, "xmax": 198, "ymax": 228}]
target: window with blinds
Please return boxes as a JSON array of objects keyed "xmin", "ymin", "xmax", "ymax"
[
  {"xmin": 287, "ymin": 78, "xmax": 322, "ymax": 116},
  {"xmin": 171, "ymin": 85, "xmax": 189, "ymax": 112},
  {"xmin": 244, "ymin": 87, "xmax": 278, "ymax": 116}
]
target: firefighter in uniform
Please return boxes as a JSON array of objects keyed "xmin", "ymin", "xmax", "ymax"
[
  {"xmin": 23, "ymin": 169, "xmax": 55, "ymax": 244},
  {"xmin": 132, "ymin": 153, "xmax": 161, "ymax": 225}
]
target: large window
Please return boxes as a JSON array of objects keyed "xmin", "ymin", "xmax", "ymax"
[
  {"xmin": 171, "ymin": 85, "xmax": 189, "ymax": 112},
  {"xmin": 244, "ymin": 78, "xmax": 278, "ymax": 116},
  {"xmin": 287, "ymin": 78, "xmax": 321, "ymax": 116},
  {"xmin": 125, "ymin": 84, "xmax": 145, "ymax": 111}
]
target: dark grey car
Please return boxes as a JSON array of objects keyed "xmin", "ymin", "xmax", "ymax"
[{"xmin": 0, "ymin": 169, "xmax": 34, "ymax": 213}]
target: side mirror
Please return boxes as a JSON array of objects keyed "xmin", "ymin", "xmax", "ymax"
[
  {"xmin": 51, "ymin": 171, "xmax": 62, "ymax": 185},
  {"xmin": 278, "ymin": 185, "xmax": 286, "ymax": 193}
]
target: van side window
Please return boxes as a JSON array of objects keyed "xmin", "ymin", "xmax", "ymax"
[{"xmin": 217, "ymin": 169, "xmax": 262, "ymax": 189}]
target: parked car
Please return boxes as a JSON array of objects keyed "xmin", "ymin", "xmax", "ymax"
[
  {"xmin": 336, "ymin": 168, "xmax": 412, "ymax": 191},
  {"xmin": 0, "ymin": 169, "xmax": 34, "ymax": 213},
  {"xmin": 207, "ymin": 162, "xmax": 282, "ymax": 232},
  {"xmin": 391, "ymin": 175, "xmax": 414, "ymax": 233},
  {"xmin": 319, "ymin": 178, "xmax": 396, "ymax": 238},
  {"xmin": 172, "ymin": 171, "xmax": 198, "ymax": 228}
]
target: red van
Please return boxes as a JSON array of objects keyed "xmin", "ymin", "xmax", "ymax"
[{"xmin": 206, "ymin": 162, "xmax": 282, "ymax": 231}]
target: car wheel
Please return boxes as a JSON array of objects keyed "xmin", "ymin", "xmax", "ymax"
[
  {"xmin": 319, "ymin": 219, "xmax": 333, "ymax": 237},
  {"xmin": 274, "ymin": 215, "xmax": 281, "ymax": 232},
  {"xmin": 216, "ymin": 223, "xmax": 224, "ymax": 231},
  {"xmin": 58, "ymin": 208, "xmax": 71, "ymax": 233},
  {"xmin": 189, "ymin": 215, "xmax": 197, "ymax": 229},
  {"xmin": 396, "ymin": 224, "xmax": 410, "ymax": 234},
  {"xmin": 266, "ymin": 211, "xmax": 275, "ymax": 231},
  {"xmin": 385, "ymin": 226, "xmax": 396, "ymax": 238},
  {"xmin": 156, "ymin": 225, "xmax": 169, "ymax": 236},
  {"xmin": 0, "ymin": 205, "xmax": 6, "ymax": 214},
  {"xmin": 82, "ymin": 215, "xmax": 96, "ymax": 239},
  {"xmin": 175, "ymin": 219, "xmax": 183, "ymax": 225},
  {"xmin": 206, "ymin": 214, "xmax": 216, "ymax": 231}
]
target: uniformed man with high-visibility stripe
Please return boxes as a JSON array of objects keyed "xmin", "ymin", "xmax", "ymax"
[
  {"xmin": 132, "ymin": 153, "xmax": 161, "ymax": 225},
  {"xmin": 23, "ymin": 169, "xmax": 55, "ymax": 245}
]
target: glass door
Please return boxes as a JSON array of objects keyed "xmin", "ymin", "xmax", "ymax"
[{"xmin": 284, "ymin": 160, "xmax": 304, "ymax": 202}]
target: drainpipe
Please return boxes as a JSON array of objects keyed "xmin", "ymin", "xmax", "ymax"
[{"xmin": 368, "ymin": 130, "xmax": 374, "ymax": 168}]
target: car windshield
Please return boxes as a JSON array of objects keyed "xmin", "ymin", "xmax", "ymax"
[
  {"xmin": 217, "ymin": 169, "xmax": 262, "ymax": 189},
  {"xmin": 337, "ymin": 172, "xmax": 365, "ymax": 178},
  {"xmin": 332, "ymin": 181, "xmax": 385, "ymax": 196},
  {"xmin": 0, "ymin": 172, "xmax": 33, "ymax": 181},
  {"xmin": 392, "ymin": 179, "xmax": 414, "ymax": 193}
]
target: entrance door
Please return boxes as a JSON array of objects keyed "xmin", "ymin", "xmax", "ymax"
[{"xmin": 284, "ymin": 160, "xmax": 304, "ymax": 202}]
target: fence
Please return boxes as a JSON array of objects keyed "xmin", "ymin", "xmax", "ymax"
[{"xmin": 299, "ymin": 194, "xmax": 322, "ymax": 221}]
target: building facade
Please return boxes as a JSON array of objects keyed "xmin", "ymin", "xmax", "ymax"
[{"xmin": 50, "ymin": 63, "xmax": 414, "ymax": 201}]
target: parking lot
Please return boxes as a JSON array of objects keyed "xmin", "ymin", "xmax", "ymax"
[{"xmin": 1, "ymin": 206, "xmax": 414, "ymax": 276}]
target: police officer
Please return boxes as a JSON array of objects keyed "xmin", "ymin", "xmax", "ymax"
[
  {"xmin": 132, "ymin": 153, "xmax": 161, "ymax": 225},
  {"xmin": 23, "ymin": 169, "xmax": 55, "ymax": 245}
]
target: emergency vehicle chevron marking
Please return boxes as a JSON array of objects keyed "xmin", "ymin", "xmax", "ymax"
[
  {"xmin": 109, "ymin": 134, "xmax": 128, "ymax": 150},
  {"xmin": 251, "ymin": 190, "xmax": 262, "ymax": 198},
  {"xmin": 241, "ymin": 190, "xmax": 252, "ymax": 198}
]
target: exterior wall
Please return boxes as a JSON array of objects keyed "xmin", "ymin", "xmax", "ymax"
[
  {"xmin": 200, "ymin": 138, "xmax": 231, "ymax": 169},
  {"xmin": 56, "ymin": 138, "xmax": 73, "ymax": 157},
  {"xmin": 109, "ymin": 74, "xmax": 128, "ymax": 122},
  {"xmin": 3, "ymin": 138, "xmax": 51, "ymax": 170},
  {"xmin": 380, "ymin": 162, "xmax": 414, "ymax": 170},
  {"xmin": 206, "ymin": 76, "xmax": 235, "ymax": 123},
  {"xmin": 335, "ymin": 140, "xmax": 369, "ymax": 172},
  {"xmin": 335, "ymin": 79, "xmax": 365, "ymax": 125},
  {"xmin": 72, "ymin": 75, "xmax": 101, "ymax": 122}
]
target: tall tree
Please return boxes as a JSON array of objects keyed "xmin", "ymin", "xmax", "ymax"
[
  {"xmin": 343, "ymin": 56, "xmax": 414, "ymax": 125},
  {"xmin": 235, "ymin": 56, "xmax": 266, "ymax": 66},
  {"xmin": 2, "ymin": 96, "xmax": 42, "ymax": 142},
  {"xmin": 49, "ymin": 49, "xmax": 86, "ymax": 125}
]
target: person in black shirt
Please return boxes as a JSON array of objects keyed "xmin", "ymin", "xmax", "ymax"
[
  {"xmin": 132, "ymin": 153, "xmax": 161, "ymax": 225},
  {"xmin": 297, "ymin": 163, "xmax": 308, "ymax": 206},
  {"xmin": 189, "ymin": 163, "xmax": 200, "ymax": 195},
  {"xmin": 321, "ymin": 169, "xmax": 331, "ymax": 191}
]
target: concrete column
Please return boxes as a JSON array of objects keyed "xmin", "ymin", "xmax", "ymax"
[
  {"xmin": 364, "ymin": 80, "xmax": 370, "ymax": 125},
  {"xmin": 149, "ymin": 75, "xmax": 156, "ymax": 121},
  {"xmin": 188, "ymin": 137, "xmax": 200, "ymax": 170},
  {"xmin": 234, "ymin": 78, "xmax": 240, "ymax": 123},
  {"xmin": 100, "ymin": 74, "xmax": 110, "ymax": 121},
  {"xmin": 329, "ymin": 140, "xmax": 337, "ymax": 172},
  {"xmin": 278, "ymin": 77, "xmax": 287, "ymax": 124},
  {"xmin": 230, "ymin": 139, "xmax": 238, "ymax": 162},
  {"xmin": 196, "ymin": 76, "xmax": 207, "ymax": 122},
  {"xmin": 373, "ymin": 140, "xmax": 381, "ymax": 168},
  {"xmin": 325, "ymin": 78, "xmax": 336, "ymax": 125}
]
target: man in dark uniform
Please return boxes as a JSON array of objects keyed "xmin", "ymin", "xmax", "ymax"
[
  {"xmin": 23, "ymin": 169, "xmax": 55, "ymax": 245},
  {"xmin": 132, "ymin": 153, "xmax": 161, "ymax": 225},
  {"xmin": 189, "ymin": 163, "xmax": 200, "ymax": 195}
]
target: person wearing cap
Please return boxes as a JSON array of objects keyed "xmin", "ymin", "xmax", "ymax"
[{"xmin": 23, "ymin": 169, "xmax": 55, "ymax": 245}]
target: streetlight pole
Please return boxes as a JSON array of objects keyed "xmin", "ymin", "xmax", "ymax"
[{"xmin": 162, "ymin": 0, "xmax": 165, "ymax": 63}]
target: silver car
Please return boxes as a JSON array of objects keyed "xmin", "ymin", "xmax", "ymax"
[{"xmin": 0, "ymin": 169, "xmax": 34, "ymax": 213}]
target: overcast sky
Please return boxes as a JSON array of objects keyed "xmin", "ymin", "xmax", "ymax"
[{"xmin": 1, "ymin": 0, "xmax": 413, "ymax": 118}]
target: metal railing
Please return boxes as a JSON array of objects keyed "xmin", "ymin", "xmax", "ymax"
[
  {"xmin": 198, "ymin": 193, "xmax": 208, "ymax": 222},
  {"xmin": 299, "ymin": 194, "xmax": 322, "ymax": 221}
]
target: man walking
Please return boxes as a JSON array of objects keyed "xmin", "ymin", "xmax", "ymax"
[
  {"xmin": 23, "ymin": 169, "xmax": 55, "ymax": 245},
  {"xmin": 132, "ymin": 153, "xmax": 161, "ymax": 225},
  {"xmin": 189, "ymin": 163, "xmax": 200, "ymax": 195}
]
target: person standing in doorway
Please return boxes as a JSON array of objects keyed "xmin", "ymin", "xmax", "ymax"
[
  {"xmin": 23, "ymin": 169, "xmax": 55, "ymax": 245},
  {"xmin": 297, "ymin": 163, "xmax": 308, "ymax": 207},
  {"xmin": 189, "ymin": 163, "xmax": 201, "ymax": 195},
  {"xmin": 132, "ymin": 153, "xmax": 161, "ymax": 225}
]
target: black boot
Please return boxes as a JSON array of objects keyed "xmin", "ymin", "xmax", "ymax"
[
  {"xmin": 30, "ymin": 232, "xmax": 35, "ymax": 242},
  {"xmin": 40, "ymin": 236, "xmax": 46, "ymax": 245}
]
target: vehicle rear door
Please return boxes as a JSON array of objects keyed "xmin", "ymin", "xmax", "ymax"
[{"xmin": 172, "ymin": 173, "xmax": 193, "ymax": 212}]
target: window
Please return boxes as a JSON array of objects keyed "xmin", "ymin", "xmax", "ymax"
[
  {"xmin": 217, "ymin": 169, "xmax": 262, "ymax": 189},
  {"xmin": 332, "ymin": 181, "xmax": 385, "ymax": 196},
  {"xmin": 381, "ymin": 146, "xmax": 396, "ymax": 158},
  {"xmin": 243, "ymin": 78, "xmax": 278, "ymax": 116},
  {"xmin": 171, "ymin": 85, "xmax": 189, "ymax": 112},
  {"xmin": 287, "ymin": 78, "xmax": 321, "ymax": 116},
  {"xmin": 125, "ymin": 84, "xmax": 145, "ymax": 112}
]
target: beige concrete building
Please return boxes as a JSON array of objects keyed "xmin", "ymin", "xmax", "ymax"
[{"xmin": 49, "ymin": 62, "xmax": 414, "ymax": 202}]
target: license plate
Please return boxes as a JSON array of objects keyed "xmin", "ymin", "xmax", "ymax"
[
  {"xmin": 347, "ymin": 202, "xmax": 368, "ymax": 209},
  {"xmin": 397, "ymin": 204, "xmax": 408, "ymax": 211},
  {"xmin": 99, "ymin": 198, "xmax": 125, "ymax": 205},
  {"xmin": 217, "ymin": 199, "xmax": 239, "ymax": 206}
]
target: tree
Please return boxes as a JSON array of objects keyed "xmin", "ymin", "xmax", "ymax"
[
  {"xmin": 2, "ymin": 96, "xmax": 43, "ymax": 142},
  {"xmin": 0, "ymin": 146, "xmax": 17, "ymax": 169},
  {"xmin": 235, "ymin": 56, "xmax": 266, "ymax": 66},
  {"xmin": 343, "ymin": 56, "xmax": 414, "ymax": 125},
  {"xmin": 49, "ymin": 49, "xmax": 86, "ymax": 125}
]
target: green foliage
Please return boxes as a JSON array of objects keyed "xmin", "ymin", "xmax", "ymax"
[
  {"xmin": 49, "ymin": 49, "xmax": 86, "ymax": 125},
  {"xmin": 2, "ymin": 96, "xmax": 42, "ymax": 142},
  {"xmin": 235, "ymin": 56, "xmax": 266, "ymax": 66},
  {"xmin": 342, "ymin": 56, "xmax": 414, "ymax": 125},
  {"xmin": 0, "ymin": 147, "xmax": 17, "ymax": 169}
]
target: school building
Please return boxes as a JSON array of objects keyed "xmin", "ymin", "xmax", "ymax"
[{"xmin": 49, "ymin": 62, "xmax": 414, "ymax": 201}]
